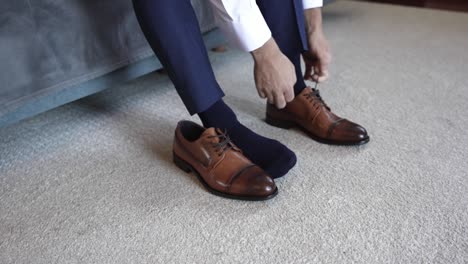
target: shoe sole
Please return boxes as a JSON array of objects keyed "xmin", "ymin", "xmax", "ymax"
[
  {"xmin": 265, "ymin": 114, "xmax": 370, "ymax": 146},
  {"xmin": 173, "ymin": 152, "xmax": 278, "ymax": 201}
]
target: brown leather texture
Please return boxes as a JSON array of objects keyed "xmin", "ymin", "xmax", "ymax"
[
  {"xmin": 173, "ymin": 121, "xmax": 277, "ymax": 199},
  {"xmin": 266, "ymin": 87, "xmax": 369, "ymax": 145}
]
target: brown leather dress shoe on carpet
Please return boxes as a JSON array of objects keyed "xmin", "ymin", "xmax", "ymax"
[
  {"xmin": 266, "ymin": 87, "xmax": 369, "ymax": 145},
  {"xmin": 173, "ymin": 120, "xmax": 278, "ymax": 201}
]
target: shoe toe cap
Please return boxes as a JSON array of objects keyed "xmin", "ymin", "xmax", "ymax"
[
  {"xmin": 332, "ymin": 120, "xmax": 369, "ymax": 143},
  {"xmin": 230, "ymin": 166, "xmax": 277, "ymax": 197}
]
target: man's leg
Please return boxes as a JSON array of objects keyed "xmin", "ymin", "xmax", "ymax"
[
  {"xmin": 256, "ymin": 0, "xmax": 308, "ymax": 96},
  {"xmin": 258, "ymin": 0, "xmax": 370, "ymax": 145},
  {"xmin": 132, "ymin": 0, "xmax": 224, "ymax": 114},
  {"xmin": 132, "ymin": 0, "xmax": 296, "ymax": 178}
]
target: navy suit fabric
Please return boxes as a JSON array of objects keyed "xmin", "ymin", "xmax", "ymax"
[{"xmin": 133, "ymin": 0, "xmax": 307, "ymax": 115}]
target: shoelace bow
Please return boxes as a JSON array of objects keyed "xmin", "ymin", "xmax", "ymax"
[
  {"xmin": 207, "ymin": 129, "xmax": 237, "ymax": 156},
  {"xmin": 304, "ymin": 82, "xmax": 330, "ymax": 111}
]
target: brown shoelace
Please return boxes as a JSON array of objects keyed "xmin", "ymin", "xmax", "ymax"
[
  {"xmin": 207, "ymin": 129, "xmax": 237, "ymax": 156},
  {"xmin": 304, "ymin": 82, "xmax": 330, "ymax": 111}
]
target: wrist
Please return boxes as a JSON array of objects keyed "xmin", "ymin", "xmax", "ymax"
[
  {"xmin": 251, "ymin": 37, "xmax": 281, "ymax": 62},
  {"xmin": 304, "ymin": 8, "xmax": 323, "ymax": 35}
]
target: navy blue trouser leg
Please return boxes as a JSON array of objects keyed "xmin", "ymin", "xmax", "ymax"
[
  {"xmin": 132, "ymin": 0, "xmax": 224, "ymax": 115},
  {"xmin": 133, "ymin": 0, "xmax": 307, "ymax": 116},
  {"xmin": 257, "ymin": 0, "xmax": 308, "ymax": 94}
]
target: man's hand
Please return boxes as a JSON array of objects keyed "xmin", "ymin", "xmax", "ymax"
[
  {"xmin": 303, "ymin": 8, "xmax": 332, "ymax": 83},
  {"xmin": 251, "ymin": 38, "xmax": 296, "ymax": 109}
]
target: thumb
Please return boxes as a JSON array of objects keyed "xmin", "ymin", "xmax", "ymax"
[
  {"xmin": 317, "ymin": 60, "xmax": 330, "ymax": 82},
  {"xmin": 312, "ymin": 65, "xmax": 320, "ymax": 82}
]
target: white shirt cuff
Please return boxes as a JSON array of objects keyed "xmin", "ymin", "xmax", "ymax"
[
  {"xmin": 302, "ymin": 0, "xmax": 323, "ymax": 9},
  {"xmin": 209, "ymin": 0, "xmax": 272, "ymax": 52}
]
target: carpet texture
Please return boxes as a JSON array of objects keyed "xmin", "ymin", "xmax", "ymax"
[{"xmin": 1, "ymin": 1, "xmax": 467, "ymax": 263}]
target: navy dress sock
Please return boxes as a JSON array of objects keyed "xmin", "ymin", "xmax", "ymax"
[
  {"xmin": 286, "ymin": 51, "xmax": 308, "ymax": 96},
  {"xmin": 198, "ymin": 100, "xmax": 296, "ymax": 178}
]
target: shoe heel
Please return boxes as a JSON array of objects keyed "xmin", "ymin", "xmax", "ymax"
[
  {"xmin": 173, "ymin": 152, "xmax": 192, "ymax": 173},
  {"xmin": 265, "ymin": 114, "xmax": 295, "ymax": 129}
]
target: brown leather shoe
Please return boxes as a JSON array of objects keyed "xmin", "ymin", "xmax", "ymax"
[
  {"xmin": 266, "ymin": 87, "xmax": 369, "ymax": 145},
  {"xmin": 173, "ymin": 120, "xmax": 278, "ymax": 201}
]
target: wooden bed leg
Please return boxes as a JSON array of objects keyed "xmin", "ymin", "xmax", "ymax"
[{"xmin": 211, "ymin": 45, "xmax": 227, "ymax": 53}]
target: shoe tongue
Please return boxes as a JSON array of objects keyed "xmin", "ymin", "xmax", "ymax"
[
  {"xmin": 306, "ymin": 86, "xmax": 316, "ymax": 93},
  {"xmin": 302, "ymin": 87, "xmax": 313, "ymax": 95},
  {"xmin": 303, "ymin": 86, "xmax": 319, "ymax": 97},
  {"xmin": 201, "ymin": 127, "xmax": 220, "ymax": 143}
]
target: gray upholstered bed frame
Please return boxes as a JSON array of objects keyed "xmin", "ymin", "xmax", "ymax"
[{"xmin": 0, "ymin": 0, "xmax": 222, "ymax": 127}]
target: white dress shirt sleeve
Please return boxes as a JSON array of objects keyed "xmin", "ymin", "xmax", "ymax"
[
  {"xmin": 209, "ymin": 0, "xmax": 323, "ymax": 52},
  {"xmin": 302, "ymin": 0, "xmax": 323, "ymax": 9},
  {"xmin": 209, "ymin": 0, "xmax": 271, "ymax": 52}
]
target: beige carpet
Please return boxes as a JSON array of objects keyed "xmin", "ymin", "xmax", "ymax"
[{"xmin": 1, "ymin": 1, "xmax": 467, "ymax": 263}]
